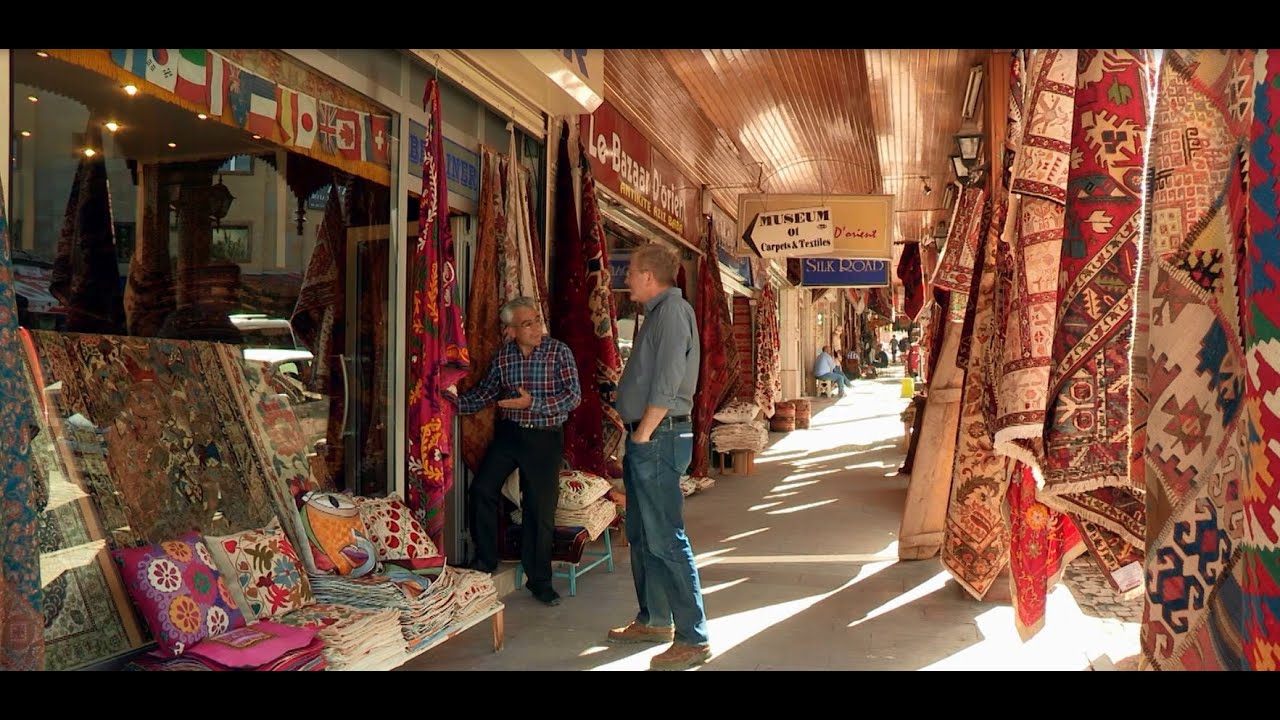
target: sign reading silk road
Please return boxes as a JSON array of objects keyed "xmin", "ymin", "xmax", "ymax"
[{"xmin": 740, "ymin": 205, "xmax": 834, "ymax": 258}]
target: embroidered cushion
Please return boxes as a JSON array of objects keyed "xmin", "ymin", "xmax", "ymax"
[
  {"xmin": 205, "ymin": 527, "xmax": 314, "ymax": 620},
  {"xmin": 186, "ymin": 621, "xmax": 318, "ymax": 669},
  {"xmin": 299, "ymin": 491, "xmax": 377, "ymax": 577},
  {"xmin": 112, "ymin": 532, "xmax": 246, "ymax": 656},
  {"xmin": 714, "ymin": 401, "xmax": 760, "ymax": 424},
  {"xmin": 557, "ymin": 470, "xmax": 613, "ymax": 511},
  {"xmin": 353, "ymin": 494, "xmax": 441, "ymax": 563}
]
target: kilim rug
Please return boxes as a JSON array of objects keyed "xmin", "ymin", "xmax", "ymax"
[
  {"xmin": 0, "ymin": 177, "xmax": 44, "ymax": 670},
  {"xmin": 1136, "ymin": 49, "xmax": 1252, "ymax": 671},
  {"xmin": 1041, "ymin": 50, "xmax": 1152, "ymax": 578},
  {"xmin": 406, "ymin": 79, "xmax": 471, "ymax": 551},
  {"xmin": 932, "ymin": 185, "xmax": 986, "ymax": 324},
  {"xmin": 458, "ymin": 148, "xmax": 504, "ymax": 475},
  {"xmin": 1243, "ymin": 49, "xmax": 1280, "ymax": 671},
  {"xmin": 993, "ymin": 49, "xmax": 1078, "ymax": 473}
]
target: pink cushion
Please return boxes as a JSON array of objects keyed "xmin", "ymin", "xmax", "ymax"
[
  {"xmin": 112, "ymin": 532, "xmax": 246, "ymax": 656},
  {"xmin": 185, "ymin": 621, "xmax": 318, "ymax": 669}
]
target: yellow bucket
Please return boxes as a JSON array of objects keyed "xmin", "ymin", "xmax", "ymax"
[{"xmin": 900, "ymin": 376, "xmax": 915, "ymax": 398}]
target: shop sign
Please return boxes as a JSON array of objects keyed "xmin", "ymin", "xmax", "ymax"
[
  {"xmin": 740, "ymin": 205, "xmax": 834, "ymax": 258},
  {"xmin": 799, "ymin": 258, "xmax": 891, "ymax": 287},
  {"xmin": 580, "ymin": 101, "xmax": 698, "ymax": 244},
  {"xmin": 609, "ymin": 250, "xmax": 632, "ymax": 291},
  {"xmin": 711, "ymin": 202, "xmax": 752, "ymax": 285},
  {"xmin": 736, "ymin": 193, "xmax": 894, "ymax": 259},
  {"xmin": 408, "ymin": 119, "xmax": 481, "ymax": 203}
]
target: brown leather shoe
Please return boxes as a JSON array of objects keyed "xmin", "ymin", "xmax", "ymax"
[
  {"xmin": 649, "ymin": 642, "xmax": 711, "ymax": 671},
  {"xmin": 606, "ymin": 622, "xmax": 674, "ymax": 644}
]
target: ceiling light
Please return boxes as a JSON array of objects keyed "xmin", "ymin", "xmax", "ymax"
[
  {"xmin": 35, "ymin": 51, "xmax": 49, "ymax": 58},
  {"xmin": 104, "ymin": 121, "xmax": 120, "ymax": 133},
  {"xmin": 922, "ymin": 178, "xmax": 933, "ymax": 196},
  {"xmin": 251, "ymin": 134, "xmax": 261, "ymax": 140},
  {"xmin": 197, "ymin": 113, "xmax": 208, "ymax": 120},
  {"xmin": 123, "ymin": 84, "xmax": 139, "ymax": 96},
  {"xmin": 83, "ymin": 148, "xmax": 97, "ymax": 157},
  {"xmin": 167, "ymin": 142, "xmax": 177, "ymax": 148},
  {"xmin": 26, "ymin": 95, "xmax": 38, "ymax": 103},
  {"xmin": 19, "ymin": 131, "xmax": 31, "ymax": 138}
]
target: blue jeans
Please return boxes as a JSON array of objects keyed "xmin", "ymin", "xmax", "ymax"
[
  {"xmin": 816, "ymin": 371, "xmax": 850, "ymax": 393},
  {"xmin": 622, "ymin": 422, "xmax": 709, "ymax": 646}
]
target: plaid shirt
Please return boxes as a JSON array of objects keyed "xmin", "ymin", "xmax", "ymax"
[{"xmin": 456, "ymin": 337, "xmax": 581, "ymax": 428}]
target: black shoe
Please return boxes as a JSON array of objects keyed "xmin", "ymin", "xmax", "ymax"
[{"xmin": 530, "ymin": 587, "xmax": 562, "ymax": 606}]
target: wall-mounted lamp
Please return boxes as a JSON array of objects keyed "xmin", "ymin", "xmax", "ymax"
[
  {"xmin": 955, "ymin": 124, "xmax": 983, "ymax": 166},
  {"xmin": 950, "ymin": 154, "xmax": 970, "ymax": 182}
]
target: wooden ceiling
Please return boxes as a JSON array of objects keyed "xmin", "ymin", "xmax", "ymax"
[{"xmin": 602, "ymin": 49, "xmax": 991, "ymax": 268}]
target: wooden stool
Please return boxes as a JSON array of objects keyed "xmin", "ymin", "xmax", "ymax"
[{"xmin": 715, "ymin": 449, "xmax": 756, "ymax": 476}]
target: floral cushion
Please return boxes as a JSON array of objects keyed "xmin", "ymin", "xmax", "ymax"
[
  {"xmin": 112, "ymin": 532, "xmax": 246, "ymax": 656},
  {"xmin": 185, "ymin": 621, "xmax": 317, "ymax": 669},
  {"xmin": 354, "ymin": 494, "xmax": 441, "ymax": 563},
  {"xmin": 558, "ymin": 470, "xmax": 613, "ymax": 511},
  {"xmin": 205, "ymin": 527, "xmax": 314, "ymax": 620}
]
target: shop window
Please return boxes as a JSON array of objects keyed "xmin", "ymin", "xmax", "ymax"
[{"xmin": 13, "ymin": 50, "xmax": 396, "ymax": 670}]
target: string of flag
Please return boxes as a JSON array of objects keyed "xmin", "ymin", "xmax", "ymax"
[{"xmin": 109, "ymin": 49, "xmax": 393, "ymax": 168}]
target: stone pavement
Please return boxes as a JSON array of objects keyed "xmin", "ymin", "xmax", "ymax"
[{"xmin": 401, "ymin": 367, "xmax": 1141, "ymax": 671}]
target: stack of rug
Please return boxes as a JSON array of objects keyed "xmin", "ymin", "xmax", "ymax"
[
  {"xmin": 551, "ymin": 497, "xmax": 618, "ymax": 541},
  {"xmin": 710, "ymin": 420, "xmax": 769, "ymax": 455},
  {"xmin": 404, "ymin": 568, "xmax": 462, "ymax": 652},
  {"xmin": 449, "ymin": 567, "xmax": 500, "ymax": 625},
  {"xmin": 274, "ymin": 601, "xmax": 406, "ymax": 671}
]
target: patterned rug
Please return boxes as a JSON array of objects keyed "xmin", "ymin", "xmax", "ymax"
[
  {"xmin": 572, "ymin": 131, "xmax": 626, "ymax": 475},
  {"xmin": 897, "ymin": 242, "xmax": 925, "ymax": 322},
  {"xmin": 689, "ymin": 215, "xmax": 741, "ymax": 480},
  {"xmin": 459, "ymin": 148, "xmax": 504, "ymax": 475},
  {"xmin": 1136, "ymin": 49, "xmax": 1252, "ymax": 671},
  {"xmin": 1243, "ymin": 49, "xmax": 1280, "ymax": 671},
  {"xmin": 732, "ymin": 296, "xmax": 755, "ymax": 403},
  {"xmin": 1041, "ymin": 50, "xmax": 1151, "ymax": 567},
  {"xmin": 932, "ymin": 185, "xmax": 986, "ymax": 324},
  {"xmin": 0, "ymin": 177, "xmax": 44, "ymax": 670},
  {"xmin": 993, "ymin": 49, "xmax": 1077, "ymax": 472},
  {"xmin": 406, "ymin": 79, "xmax": 471, "ymax": 552},
  {"xmin": 943, "ymin": 193, "xmax": 1010, "ymax": 600},
  {"xmin": 1007, "ymin": 463, "xmax": 1085, "ymax": 641},
  {"xmin": 754, "ymin": 283, "xmax": 781, "ymax": 418}
]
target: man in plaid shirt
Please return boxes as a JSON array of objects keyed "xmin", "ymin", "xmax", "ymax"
[{"xmin": 448, "ymin": 296, "xmax": 581, "ymax": 606}]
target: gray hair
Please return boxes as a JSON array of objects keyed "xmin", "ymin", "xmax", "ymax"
[
  {"xmin": 631, "ymin": 243, "xmax": 680, "ymax": 286},
  {"xmin": 500, "ymin": 296, "xmax": 540, "ymax": 326}
]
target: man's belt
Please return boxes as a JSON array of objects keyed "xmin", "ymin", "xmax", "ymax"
[{"xmin": 624, "ymin": 415, "xmax": 691, "ymax": 433}]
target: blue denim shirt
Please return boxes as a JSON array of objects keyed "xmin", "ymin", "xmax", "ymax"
[{"xmin": 616, "ymin": 287, "xmax": 699, "ymax": 423}]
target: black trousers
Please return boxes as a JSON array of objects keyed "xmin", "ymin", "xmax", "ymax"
[{"xmin": 469, "ymin": 420, "xmax": 562, "ymax": 592}]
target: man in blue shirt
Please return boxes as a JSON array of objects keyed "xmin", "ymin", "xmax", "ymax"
[
  {"xmin": 448, "ymin": 296, "xmax": 581, "ymax": 607},
  {"xmin": 607, "ymin": 243, "xmax": 711, "ymax": 671},
  {"xmin": 814, "ymin": 345, "xmax": 851, "ymax": 398}
]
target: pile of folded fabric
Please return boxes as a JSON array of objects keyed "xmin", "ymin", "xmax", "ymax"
[
  {"xmin": 274, "ymin": 602, "xmax": 405, "ymax": 671},
  {"xmin": 553, "ymin": 498, "xmax": 618, "ymax": 541},
  {"xmin": 449, "ymin": 567, "xmax": 500, "ymax": 625},
  {"xmin": 710, "ymin": 420, "xmax": 769, "ymax": 455},
  {"xmin": 124, "ymin": 623, "xmax": 329, "ymax": 671}
]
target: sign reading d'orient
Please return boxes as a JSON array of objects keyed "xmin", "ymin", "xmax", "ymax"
[{"xmin": 740, "ymin": 205, "xmax": 835, "ymax": 258}]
